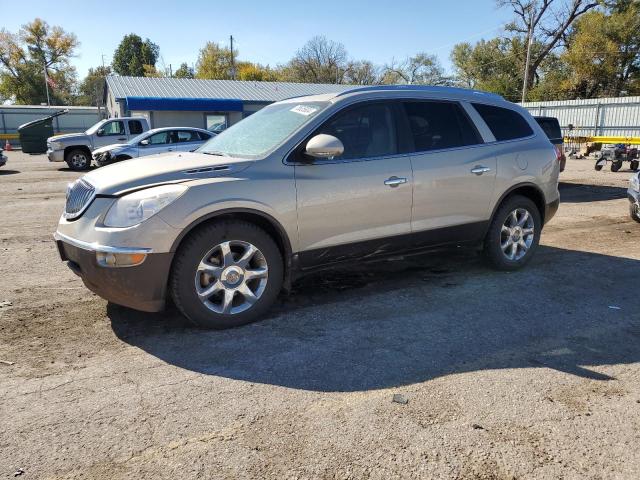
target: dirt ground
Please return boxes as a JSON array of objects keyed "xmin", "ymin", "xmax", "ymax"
[{"xmin": 1, "ymin": 151, "xmax": 639, "ymax": 479}]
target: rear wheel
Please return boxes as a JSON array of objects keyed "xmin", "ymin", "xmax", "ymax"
[
  {"xmin": 484, "ymin": 195, "xmax": 541, "ymax": 271},
  {"xmin": 630, "ymin": 160, "xmax": 639, "ymax": 171},
  {"xmin": 65, "ymin": 149, "xmax": 91, "ymax": 171},
  {"xmin": 611, "ymin": 161, "xmax": 622, "ymax": 172},
  {"xmin": 170, "ymin": 220, "xmax": 283, "ymax": 329}
]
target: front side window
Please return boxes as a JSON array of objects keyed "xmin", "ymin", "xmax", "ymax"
[
  {"xmin": 199, "ymin": 101, "xmax": 329, "ymax": 158},
  {"xmin": 315, "ymin": 103, "xmax": 397, "ymax": 160},
  {"xmin": 403, "ymin": 101, "xmax": 481, "ymax": 152},
  {"xmin": 472, "ymin": 103, "xmax": 533, "ymax": 141},
  {"xmin": 101, "ymin": 121, "xmax": 125, "ymax": 136},
  {"xmin": 145, "ymin": 132, "xmax": 170, "ymax": 145}
]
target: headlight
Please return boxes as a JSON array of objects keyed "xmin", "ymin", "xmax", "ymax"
[
  {"xmin": 631, "ymin": 174, "xmax": 640, "ymax": 193},
  {"xmin": 50, "ymin": 141, "xmax": 63, "ymax": 150},
  {"xmin": 103, "ymin": 184, "xmax": 187, "ymax": 227}
]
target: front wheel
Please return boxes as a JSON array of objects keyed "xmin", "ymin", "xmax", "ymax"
[
  {"xmin": 484, "ymin": 195, "xmax": 541, "ymax": 271},
  {"xmin": 631, "ymin": 203, "xmax": 640, "ymax": 223},
  {"xmin": 65, "ymin": 149, "xmax": 91, "ymax": 171},
  {"xmin": 170, "ymin": 220, "xmax": 283, "ymax": 329},
  {"xmin": 611, "ymin": 161, "xmax": 622, "ymax": 172},
  {"xmin": 630, "ymin": 160, "xmax": 639, "ymax": 171}
]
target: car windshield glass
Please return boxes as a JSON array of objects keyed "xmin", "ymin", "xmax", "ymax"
[
  {"xmin": 128, "ymin": 131, "xmax": 152, "ymax": 145},
  {"xmin": 85, "ymin": 119, "xmax": 108, "ymax": 135},
  {"xmin": 197, "ymin": 101, "xmax": 329, "ymax": 158}
]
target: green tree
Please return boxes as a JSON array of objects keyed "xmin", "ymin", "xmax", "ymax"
[
  {"xmin": 78, "ymin": 65, "xmax": 110, "ymax": 106},
  {"xmin": 0, "ymin": 18, "xmax": 78, "ymax": 104},
  {"xmin": 381, "ymin": 53, "xmax": 451, "ymax": 85},
  {"xmin": 562, "ymin": 2, "xmax": 640, "ymax": 97},
  {"xmin": 195, "ymin": 42, "xmax": 236, "ymax": 79},
  {"xmin": 112, "ymin": 34, "xmax": 159, "ymax": 77},
  {"xmin": 174, "ymin": 62, "xmax": 194, "ymax": 79}
]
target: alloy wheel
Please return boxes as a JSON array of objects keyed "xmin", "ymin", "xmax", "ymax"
[
  {"xmin": 500, "ymin": 208, "xmax": 535, "ymax": 261},
  {"xmin": 194, "ymin": 240, "xmax": 268, "ymax": 314}
]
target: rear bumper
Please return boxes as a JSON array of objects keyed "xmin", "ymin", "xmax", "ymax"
[
  {"xmin": 47, "ymin": 149, "xmax": 64, "ymax": 162},
  {"xmin": 54, "ymin": 233, "xmax": 173, "ymax": 312},
  {"xmin": 544, "ymin": 198, "xmax": 560, "ymax": 225}
]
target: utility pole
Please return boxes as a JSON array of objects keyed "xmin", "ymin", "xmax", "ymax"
[
  {"xmin": 43, "ymin": 62, "xmax": 51, "ymax": 106},
  {"xmin": 230, "ymin": 35, "xmax": 236, "ymax": 80},
  {"xmin": 521, "ymin": 6, "xmax": 534, "ymax": 103}
]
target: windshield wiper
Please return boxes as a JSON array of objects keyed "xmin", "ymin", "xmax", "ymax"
[{"xmin": 202, "ymin": 151, "xmax": 226, "ymax": 156}]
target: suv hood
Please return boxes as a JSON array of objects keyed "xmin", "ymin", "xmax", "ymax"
[{"xmin": 82, "ymin": 151, "xmax": 253, "ymax": 196}]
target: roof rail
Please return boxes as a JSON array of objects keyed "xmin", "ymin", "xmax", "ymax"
[{"xmin": 335, "ymin": 85, "xmax": 505, "ymax": 101}]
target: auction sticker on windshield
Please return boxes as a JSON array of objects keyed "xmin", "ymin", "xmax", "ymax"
[{"xmin": 290, "ymin": 105, "xmax": 318, "ymax": 116}]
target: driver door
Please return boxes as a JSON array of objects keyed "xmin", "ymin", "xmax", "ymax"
[
  {"xmin": 139, "ymin": 131, "xmax": 173, "ymax": 157},
  {"xmin": 294, "ymin": 101, "xmax": 413, "ymax": 267},
  {"xmin": 94, "ymin": 120, "xmax": 127, "ymax": 148}
]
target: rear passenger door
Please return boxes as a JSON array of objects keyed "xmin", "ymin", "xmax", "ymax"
[{"xmin": 404, "ymin": 100, "xmax": 496, "ymax": 241}]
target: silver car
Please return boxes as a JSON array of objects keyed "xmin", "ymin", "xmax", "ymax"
[
  {"xmin": 54, "ymin": 86, "xmax": 560, "ymax": 329},
  {"xmin": 92, "ymin": 127, "xmax": 214, "ymax": 167}
]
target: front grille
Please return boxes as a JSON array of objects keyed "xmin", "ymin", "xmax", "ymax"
[{"xmin": 64, "ymin": 179, "xmax": 95, "ymax": 220}]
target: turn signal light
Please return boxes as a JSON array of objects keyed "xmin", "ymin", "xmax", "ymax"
[{"xmin": 96, "ymin": 252, "xmax": 147, "ymax": 267}]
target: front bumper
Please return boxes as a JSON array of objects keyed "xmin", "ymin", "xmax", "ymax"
[
  {"xmin": 54, "ymin": 232, "xmax": 173, "ymax": 312},
  {"xmin": 47, "ymin": 149, "xmax": 65, "ymax": 162},
  {"xmin": 628, "ymin": 187, "xmax": 640, "ymax": 205}
]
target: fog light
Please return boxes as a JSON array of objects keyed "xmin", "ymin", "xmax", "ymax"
[{"xmin": 96, "ymin": 251, "xmax": 147, "ymax": 267}]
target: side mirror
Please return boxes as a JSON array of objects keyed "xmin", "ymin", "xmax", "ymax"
[
  {"xmin": 305, "ymin": 134, "xmax": 344, "ymax": 159},
  {"xmin": 139, "ymin": 139, "xmax": 150, "ymax": 146},
  {"xmin": 96, "ymin": 128, "xmax": 105, "ymax": 136}
]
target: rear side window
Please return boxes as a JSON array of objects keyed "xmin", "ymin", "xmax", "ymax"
[
  {"xmin": 472, "ymin": 103, "xmax": 533, "ymax": 141},
  {"xmin": 197, "ymin": 131, "xmax": 212, "ymax": 140},
  {"xmin": 403, "ymin": 101, "xmax": 481, "ymax": 152},
  {"xmin": 534, "ymin": 117, "xmax": 562, "ymax": 141},
  {"xmin": 176, "ymin": 130, "xmax": 199, "ymax": 142},
  {"xmin": 316, "ymin": 103, "xmax": 397, "ymax": 160},
  {"xmin": 128, "ymin": 120, "xmax": 143, "ymax": 135}
]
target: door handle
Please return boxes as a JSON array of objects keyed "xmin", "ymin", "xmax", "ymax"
[
  {"xmin": 470, "ymin": 166, "xmax": 492, "ymax": 175},
  {"xmin": 167, "ymin": 147, "xmax": 174, "ymax": 151},
  {"xmin": 384, "ymin": 176, "xmax": 407, "ymax": 187},
  {"xmin": 117, "ymin": 137, "xmax": 127, "ymax": 141}
]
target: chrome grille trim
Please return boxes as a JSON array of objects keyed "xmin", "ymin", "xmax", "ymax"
[{"xmin": 63, "ymin": 179, "xmax": 96, "ymax": 220}]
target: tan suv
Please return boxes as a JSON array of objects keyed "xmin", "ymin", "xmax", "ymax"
[{"xmin": 54, "ymin": 86, "xmax": 561, "ymax": 329}]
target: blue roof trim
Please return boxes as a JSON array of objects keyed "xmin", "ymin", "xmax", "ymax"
[{"xmin": 125, "ymin": 96, "xmax": 244, "ymax": 112}]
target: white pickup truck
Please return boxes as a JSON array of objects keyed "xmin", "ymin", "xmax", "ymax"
[{"xmin": 47, "ymin": 117, "xmax": 150, "ymax": 170}]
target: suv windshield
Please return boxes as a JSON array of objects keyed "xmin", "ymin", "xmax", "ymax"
[{"xmin": 198, "ymin": 101, "xmax": 329, "ymax": 158}]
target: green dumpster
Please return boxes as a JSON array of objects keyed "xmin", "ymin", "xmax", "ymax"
[{"xmin": 18, "ymin": 109, "xmax": 68, "ymax": 154}]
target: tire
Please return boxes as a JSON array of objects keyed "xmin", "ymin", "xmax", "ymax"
[
  {"xmin": 631, "ymin": 203, "xmax": 640, "ymax": 223},
  {"xmin": 484, "ymin": 195, "xmax": 542, "ymax": 271},
  {"xmin": 630, "ymin": 160, "xmax": 639, "ymax": 171},
  {"xmin": 170, "ymin": 220, "xmax": 284, "ymax": 329},
  {"xmin": 65, "ymin": 148, "xmax": 91, "ymax": 171},
  {"xmin": 595, "ymin": 161, "xmax": 603, "ymax": 171},
  {"xmin": 611, "ymin": 161, "xmax": 622, "ymax": 172}
]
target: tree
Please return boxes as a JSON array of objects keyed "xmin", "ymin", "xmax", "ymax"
[
  {"xmin": 195, "ymin": 42, "xmax": 236, "ymax": 79},
  {"xmin": 0, "ymin": 18, "xmax": 78, "ymax": 104},
  {"xmin": 344, "ymin": 60, "xmax": 380, "ymax": 85},
  {"xmin": 562, "ymin": 2, "xmax": 640, "ymax": 97},
  {"xmin": 287, "ymin": 36, "xmax": 349, "ymax": 83},
  {"xmin": 174, "ymin": 62, "xmax": 194, "ymax": 79},
  {"xmin": 78, "ymin": 65, "xmax": 110, "ymax": 106},
  {"xmin": 381, "ymin": 53, "xmax": 451, "ymax": 85},
  {"xmin": 112, "ymin": 34, "xmax": 159, "ymax": 77},
  {"xmin": 237, "ymin": 62, "xmax": 279, "ymax": 81},
  {"xmin": 498, "ymin": 0, "xmax": 599, "ymax": 97}
]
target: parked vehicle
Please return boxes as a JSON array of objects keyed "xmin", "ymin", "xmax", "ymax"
[
  {"xmin": 92, "ymin": 127, "xmax": 214, "ymax": 167},
  {"xmin": 0, "ymin": 147, "xmax": 6, "ymax": 168},
  {"xmin": 595, "ymin": 143, "xmax": 639, "ymax": 172},
  {"xmin": 54, "ymin": 86, "xmax": 560, "ymax": 329},
  {"xmin": 533, "ymin": 116, "xmax": 566, "ymax": 172},
  {"xmin": 47, "ymin": 117, "xmax": 150, "ymax": 171},
  {"xmin": 629, "ymin": 172, "xmax": 640, "ymax": 222}
]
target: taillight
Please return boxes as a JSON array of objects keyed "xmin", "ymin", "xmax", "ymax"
[{"xmin": 553, "ymin": 144, "xmax": 563, "ymax": 162}]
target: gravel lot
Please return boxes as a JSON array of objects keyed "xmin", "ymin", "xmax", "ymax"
[{"xmin": 1, "ymin": 151, "xmax": 639, "ymax": 479}]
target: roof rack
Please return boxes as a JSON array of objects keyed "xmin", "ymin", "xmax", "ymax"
[{"xmin": 335, "ymin": 85, "xmax": 505, "ymax": 101}]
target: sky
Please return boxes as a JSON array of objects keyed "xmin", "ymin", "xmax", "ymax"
[{"xmin": 1, "ymin": 0, "xmax": 514, "ymax": 79}]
